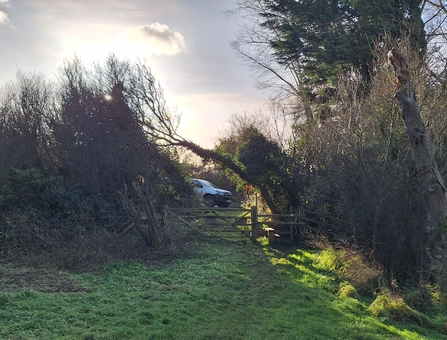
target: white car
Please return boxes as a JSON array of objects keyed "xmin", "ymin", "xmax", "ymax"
[{"xmin": 191, "ymin": 178, "xmax": 233, "ymax": 208}]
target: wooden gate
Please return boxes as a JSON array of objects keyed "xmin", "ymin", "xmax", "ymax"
[
  {"xmin": 164, "ymin": 207, "xmax": 253, "ymax": 239},
  {"xmin": 163, "ymin": 206, "xmax": 306, "ymax": 243}
]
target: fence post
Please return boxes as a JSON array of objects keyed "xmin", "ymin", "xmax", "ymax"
[{"xmin": 251, "ymin": 205, "xmax": 258, "ymax": 241}]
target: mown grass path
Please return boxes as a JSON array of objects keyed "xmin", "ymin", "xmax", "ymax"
[{"xmin": 1, "ymin": 235, "xmax": 446, "ymax": 339}]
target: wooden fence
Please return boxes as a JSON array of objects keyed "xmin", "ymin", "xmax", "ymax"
[
  {"xmin": 164, "ymin": 205, "xmax": 306, "ymax": 244},
  {"xmin": 164, "ymin": 207, "xmax": 251, "ymax": 238}
]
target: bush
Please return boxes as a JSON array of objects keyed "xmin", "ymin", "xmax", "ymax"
[
  {"xmin": 316, "ymin": 246, "xmax": 382, "ymax": 295},
  {"xmin": 0, "ymin": 168, "xmax": 109, "ymax": 250},
  {"xmin": 368, "ymin": 293, "xmax": 432, "ymax": 328}
]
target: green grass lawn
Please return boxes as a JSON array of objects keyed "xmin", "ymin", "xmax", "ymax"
[{"xmin": 1, "ymin": 233, "xmax": 447, "ymax": 339}]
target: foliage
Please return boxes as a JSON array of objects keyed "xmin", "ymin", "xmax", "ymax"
[
  {"xmin": 338, "ymin": 281, "xmax": 360, "ymax": 299},
  {"xmin": 0, "ymin": 168, "xmax": 98, "ymax": 250},
  {"xmin": 0, "ymin": 55, "xmax": 194, "ymax": 249},
  {"xmin": 316, "ymin": 246, "xmax": 382, "ymax": 294},
  {"xmin": 265, "ymin": 0, "xmax": 425, "ymax": 82},
  {"xmin": 215, "ymin": 123, "xmax": 302, "ymax": 213},
  {"xmin": 232, "ymin": 0, "xmax": 426, "ymax": 122},
  {"xmin": 237, "ymin": 129, "xmax": 301, "ymax": 211},
  {"xmin": 218, "ymin": 38, "xmax": 447, "ymax": 284},
  {"xmin": 227, "ymin": 4, "xmax": 437, "ymax": 282},
  {"xmin": 295, "ymin": 59, "xmax": 424, "ymax": 279},
  {"xmin": 367, "ymin": 293, "xmax": 442, "ymax": 331},
  {"xmin": 0, "ymin": 168, "xmax": 45, "ymax": 207},
  {"xmin": 0, "ymin": 72, "xmax": 56, "ymax": 184},
  {"xmin": 53, "ymin": 55, "xmax": 192, "ymax": 210}
]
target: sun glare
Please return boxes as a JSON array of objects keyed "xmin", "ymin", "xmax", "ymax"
[{"xmin": 104, "ymin": 94, "xmax": 112, "ymax": 101}]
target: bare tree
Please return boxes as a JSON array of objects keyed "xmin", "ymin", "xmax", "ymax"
[
  {"xmin": 229, "ymin": 0, "xmax": 313, "ymax": 121},
  {"xmin": 422, "ymin": 0, "xmax": 447, "ymax": 72},
  {"xmin": 0, "ymin": 72, "xmax": 55, "ymax": 182},
  {"xmin": 423, "ymin": 0, "xmax": 447, "ymax": 27}
]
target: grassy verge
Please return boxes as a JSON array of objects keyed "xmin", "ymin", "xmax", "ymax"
[{"xmin": 1, "ymin": 233, "xmax": 446, "ymax": 339}]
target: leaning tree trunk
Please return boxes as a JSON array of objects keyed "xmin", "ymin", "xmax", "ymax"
[
  {"xmin": 388, "ymin": 48, "xmax": 447, "ymax": 265},
  {"xmin": 176, "ymin": 139, "xmax": 283, "ymax": 214}
]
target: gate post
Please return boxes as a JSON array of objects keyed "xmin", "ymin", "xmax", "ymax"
[{"xmin": 250, "ymin": 206, "xmax": 258, "ymax": 241}]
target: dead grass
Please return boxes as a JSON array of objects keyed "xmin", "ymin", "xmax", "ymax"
[
  {"xmin": 0, "ymin": 225, "xmax": 191, "ymax": 295},
  {"xmin": 0, "ymin": 265, "xmax": 89, "ymax": 293}
]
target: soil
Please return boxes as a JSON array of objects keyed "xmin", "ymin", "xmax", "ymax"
[{"xmin": 0, "ymin": 265, "xmax": 89, "ymax": 293}]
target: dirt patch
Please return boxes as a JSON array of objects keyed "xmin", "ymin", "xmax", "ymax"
[{"xmin": 0, "ymin": 266, "xmax": 89, "ymax": 293}]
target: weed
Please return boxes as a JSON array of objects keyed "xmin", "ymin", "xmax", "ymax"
[{"xmin": 315, "ymin": 246, "xmax": 382, "ymax": 294}]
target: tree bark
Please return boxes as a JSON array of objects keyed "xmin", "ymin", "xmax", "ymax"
[
  {"xmin": 118, "ymin": 184, "xmax": 151, "ymax": 247},
  {"xmin": 388, "ymin": 48, "xmax": 447, "ymax": 262},
  {"xmin": 132, "ymin": 179, "xmax": 160, "ymax": 247}
]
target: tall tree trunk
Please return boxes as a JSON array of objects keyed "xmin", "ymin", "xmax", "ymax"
[{"xmin": 388, "ymin": 48, "xmax": 447, "ymax": 264}]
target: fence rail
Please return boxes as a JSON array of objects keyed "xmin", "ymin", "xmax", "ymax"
[
  {"xmin": 164, "ymin": 206, "xmax": 251, "ymax": 237},
  {"xmin": 164, "ymin": 205, "xmax": 309, "ymax": 243},
  {"xmin": 163, "ymin": 203, "xmax": 349, "ymax": 244}
]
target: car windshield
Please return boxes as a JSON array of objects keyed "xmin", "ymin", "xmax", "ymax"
[{"xmin": 200, "ymin": 180, "xmax": 218, "ymax": 188}]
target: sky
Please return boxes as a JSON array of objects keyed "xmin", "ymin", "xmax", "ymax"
[{"xmin": 0, "ymin": 0, "xmax": 267, "ymax": 148}]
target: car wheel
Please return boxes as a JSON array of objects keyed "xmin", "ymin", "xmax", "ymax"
[{"xmin": 204, "ymin": 195, "xmax": 216, "ymax": 207}]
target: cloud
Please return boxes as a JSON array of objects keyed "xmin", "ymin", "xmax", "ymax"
[
  {"xmin": 0, "ymin": 11, "xmax": 9, "ymax": 25},
  {"xmin": 57, "ymin": 22, "xmax": 186, "ymax": 63},
  {"xmin": 124, "ymin": 23, "xmax": 186, "ymax": 55},
  {"xmin": 0, "ymin": 0, "xmax": 11, "ymax": 26}
]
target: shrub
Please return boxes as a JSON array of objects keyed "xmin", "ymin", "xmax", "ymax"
[
  {"xmin": 316, "ymin": 246, "xmax": 382, "ymax": 295},
  {"xmin": 338, "ymin": 281, "xmax": 360, "ymax": 299},
  {"xmin": 0, "ymin": 168, "xmax": 106, "ymax": 250},
  {"xmin": 368, "ymin": 293, "xmax": 434, "ymax": 329}
]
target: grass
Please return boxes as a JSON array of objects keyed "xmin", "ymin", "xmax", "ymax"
[{"xmin": 1, "ymin": 231, "xmax": 447, "ymax": 339}]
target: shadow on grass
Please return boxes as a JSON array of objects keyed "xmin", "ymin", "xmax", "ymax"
[
  {"xmin": 256, "ymin": 239, "xmax": 447, "ymax": 340},
  {"xmin": 0, "ymin": 234, "xmax": 446, "ymax": 340}
]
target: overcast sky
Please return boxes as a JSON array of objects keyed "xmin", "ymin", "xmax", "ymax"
[{"xmin": 0, "ymin": 0, "xmax": 266, "ymax": 147}]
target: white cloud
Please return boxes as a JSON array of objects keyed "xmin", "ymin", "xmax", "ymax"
[
  {"xmin": 56, "ymin": 23, "xmax": 186, "ymax": 63},
  {"xmin": 123, "ymin": 23, "xmax": 186, "ymax": 56},
  {"xmin": 56, "ymin": 22, "xmax": 186, "ymax": 62},
  {"xmin": 0, "ymin": 11, "xmax": 9, "ymax": 25},
  {"xmin": 0, "ymin": 0, "xmax": 11, "ymax": 26}
]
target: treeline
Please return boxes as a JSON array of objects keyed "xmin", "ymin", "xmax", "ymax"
[
  {"xmin": 215, "ymin": 45, "xmax": 444, "ymax": 283},
  {"xmin": 3, "ymin": 0, "xmax": 447, "ymax": 291},
  {"xmin": 212, "ymin": 0, "xmax": 447, "ymax": 287},
  {"xmin": 0, "ymin": 56, "xmax": 193, "ymax": 257}
]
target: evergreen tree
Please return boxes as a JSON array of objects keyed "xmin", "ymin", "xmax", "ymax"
[
  {"xmin": 52, "ymin": 55, "xmax": 190, "ymax": 209},
  {"xmin": 240, "ymin": 0, "xmax": 426, "ymax": 87}
]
